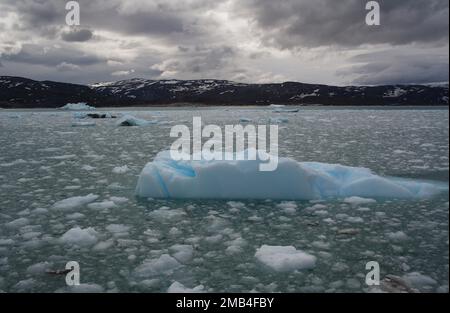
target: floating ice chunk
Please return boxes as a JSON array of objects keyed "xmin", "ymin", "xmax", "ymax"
[
  {"xmin": 14, "ymin": 278, "xmax": 36, "ymax": 291},
  {"xmin": 116, "ymin": 115, "xmax": 157, "ymax": 126},
  {"xmin": 135, "ymin": 150, "xmax": 446, "ymax": 200},
  {"xmin": 5, "ymin": 217, "xmax": 29, "ymax": 228},
  {"xmin": 134, "ymin": 254, "xmax": 182, "ymax": 277},
  {"xmin": 82, "ymin": 165, "xmax": 96, "ymax": 171},
  {"xmin": 387, "ymin": 231, "xmax": 409, "ymax": 242},
  {"xmin": 31, "ymin": 208, "xmax": 48, "ymax": 215},
  {"xmin": 60, "ymin": 227, "xmax": 99, "ymax": 247},
  {"xmin": 106, "ymin": 224, "xmax": 130, "ymax": 236},
  {"xmin": 112, "ymin": 165, "xmax": 130, "ymax": 174},
  {"xmin": 276, "ymin": 201, "xmax": 298, "ymax": 214},
  {"xmin": 66, "ymin": 212, "xmax": 85, "ymax": 220},
  {"xmin": 343, "ymin": 196, "xmax": 376, "ymax": 205},
  {"xmin": 61, "ymin": 102, "xmax": 95, "ymax": 110},
  {"xmin": 47, "ymin": 154, "xmax": 76, "ymax": 160},
  {"xmin": 87, "ymin": 201, "xmax": 117, "ymax": 210},
  {"xmin": 204, "ymin": 234, "xmax": 223, "ymax": 244},
  {"xmin": 26, "ymin": 261, "xmax": 53, "ymax": 275},
  {"xmin": 345, "ymin": 216, "xmax": 364, "ymax": 223},
  {"xmin": 52, "ymin": 194, "xmax": 99, "ymax": 210},
  {"xmin": 227, "ymin": 201, "xmax": 246, "ymax": 210},
  {"xmin": 169, "ymin": 244, "xmax": 194, "ymax": 263},
  {"xmin": 167, "ymin": 281, "xmax": 205, "ymax": 293},
  {"xmin": 0, "ymin": 159, "xmax": 26, "ymax": 167},
  {"xmin": 402, "ymin": 272, "xmax": 437, "ymax": 290},
  {"xmin": 148, "ymin": 207, "xmax": 186, "ymax": 222},
  {"xmin": 92, "ymin": 239, "xmax": 114, "ymax": 251},
  {"xmin": 255, "ymin": 245, "xmax": 316, "ymax": 271},
  {"xmin": 110, "ymin": 196, "xmax": 128, "ymax": 204},
  {"xmin": 0, "ymin": 238, "xmax": 14, "ymax": 245},
  {"xmin": 239, "ymin": 118, "xmax": 252, "ymax": 123},
  {"xmin": 225, "ymin": 237, "xmax": 247, "ymax": 255}
]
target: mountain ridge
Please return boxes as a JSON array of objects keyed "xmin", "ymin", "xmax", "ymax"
[{"xmin": 0, "ymin": 76, "xmax": 448, "ymax": 108}]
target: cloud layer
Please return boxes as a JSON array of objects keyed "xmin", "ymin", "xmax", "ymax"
[{"xmin": 0, "ymin": 0, "xmax": 448, "ymax": 85}]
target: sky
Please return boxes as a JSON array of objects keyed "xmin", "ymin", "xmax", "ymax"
[{"xmin": 0, "ymin": 0, "xmax": 448, "ymax": 86}]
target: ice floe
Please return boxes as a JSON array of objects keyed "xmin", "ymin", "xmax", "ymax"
[
  {"xmin": 134, "ymin": 254, "xmax": 182, "ymax": 277},
  {"xmin": 112, "ymin": 165, "xmax": 130, "ymax": 174},
  {"xmin": 5, "ymin": 217, "xmax": 29, "ymax": 229},
  {"xmin": 135, "ymin": 150, "xmax": 447, "ymax": 200},
  {"xmin": 59, "ymin": 227, "xmax": 99, "ymax": 247},
  {"xmin": 116, "ymin": 114, "xmax": 157, "ymax": 126},
  {"xmin": 402, "ymin": 272, "xmax": 438, "ymax": 291},
  {"xmin": 167, "ymin": 281, "xmax": 205, "ymax": 293},
  {"xmin": 52, "ymin": 194, "xmax": 99, "ymax": 210},
  {"xmin": 255, "ymin": 245, "xmax": 316, "ymax": 271},
  {"xmin": 87, "ymin": 200, "xmax": 117, "ymax": 210},
  {"xmin": 169, "ymin": 244, "xmax": 194, "ymax": 263},
  {"xmin": 60, "ymin": 102, "xmax": 95, "ymax": 110}
]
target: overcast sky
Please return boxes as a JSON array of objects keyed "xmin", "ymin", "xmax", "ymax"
[{"xmin": 0, "ymin": 0, "xmax": 448, "ymax": 85}]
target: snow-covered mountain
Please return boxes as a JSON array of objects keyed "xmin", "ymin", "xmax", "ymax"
[{"xmin": 0, "ymin": 76, "xmax": 448, "ymax": 108}]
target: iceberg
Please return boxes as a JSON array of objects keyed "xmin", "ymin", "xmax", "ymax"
[
  {"xmin": 116, "ymin": 114, "xmax": 157, "ymax": 126},
  {"xmin": 61, "ymin": 102, "xmax": 95, "ymax": 110},
  {"xmin": 135, "ymin": 149, "xmax": 447, "ymax": 200}
]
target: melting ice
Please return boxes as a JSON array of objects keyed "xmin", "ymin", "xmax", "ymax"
[{"xmin": 136, "ymin": 149, "xmax": 447, "ymax": 200}]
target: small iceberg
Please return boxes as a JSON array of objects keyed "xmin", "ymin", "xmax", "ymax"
[
  {"xmin": 61, "ymin": 102, "xmax": 96, "ymax": 111},
  {"xmin": 135, "ymin": 149, "xmax": 447, "ymax": 200},
  {"xmin": 116, "ymin": 114, "xmax": 157, "ymax": 126},
  {"xmin": 255, "ymin": 245, "xmax": 316, "ymax": 271}
]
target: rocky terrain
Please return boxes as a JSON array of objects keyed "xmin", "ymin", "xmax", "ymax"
[{"xmin": 0, "ymin": 76, "xmax": 448, "ymax": 108}]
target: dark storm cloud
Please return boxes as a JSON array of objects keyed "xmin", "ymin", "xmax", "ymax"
[
  {"xmin": 238, "ymin": 0, "xmax": 449, "ymax": 48},
  {"xmin": 338, "ymin": 50, "xmax": 449, "ymax": 85},
  {"xmin": 4, "ymin": 0, "xmax": 211, "ymax": 39},
  {"xmin": 10, "ymin": 0, "xmax": 61, "ymax": 27},
  {"xmin": 61, "ymin": 28, "xmax": 93, "ymax": 42},
  {"xmin": 2, "ymin": 44, "xmax": 104, "ymax": 67},
  {"xmin": 151, "ymin": 45, "xmax": 238, "ymax": 78},
  {"xmin": 0, "ymin": 0, "xmax": 448, "ymax": 85},
  {"xmin": 102, "ymin": 11, "xmax": 184, "ymax": 36}
]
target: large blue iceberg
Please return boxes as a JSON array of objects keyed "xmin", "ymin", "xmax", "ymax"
[{"xmin": 135, "ymin": 150, "xmax": 447, "ymax": 200}]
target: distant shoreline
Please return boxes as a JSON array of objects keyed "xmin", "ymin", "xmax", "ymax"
[
  {"xmin": 1, "ymin": 76, "xmax": 448, "ymax": 108},
  {"xmin": 1, "ymin": 105, "xmax": 449, "ymax": 111}
]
